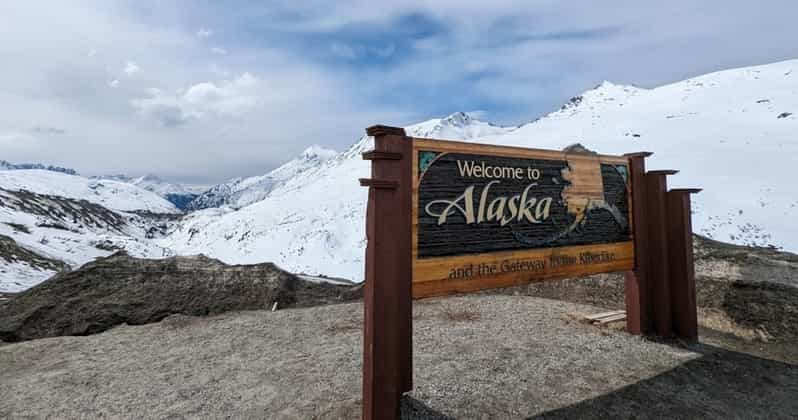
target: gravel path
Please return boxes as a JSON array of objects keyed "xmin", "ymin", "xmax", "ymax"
[{"xmin": 1, "ymin": 295, "xmax": 797, "ymax": 419}]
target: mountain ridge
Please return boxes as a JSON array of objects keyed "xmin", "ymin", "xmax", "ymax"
[
  {"xmin": 2, "ymin": 59, "xmax": 797, "ymax": 290},
  {"xmin": 184, "ymin": 145, "xmax": 337, "ymax": 211},
  {"xmin": 92, "ymin": 174, "xmax": 207, "ymax": 210},
  {"xmin": 0, "ymin": 160, "xmax": 77, "ymax": 175},
  {"xmin": 161, "ymin": 59, "xmax": 798, "ymax": 282}
]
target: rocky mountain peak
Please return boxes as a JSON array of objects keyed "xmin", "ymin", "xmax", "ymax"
[{"xmin": 299, "ymin": 145, "xmax": 337, "ymax": 161}]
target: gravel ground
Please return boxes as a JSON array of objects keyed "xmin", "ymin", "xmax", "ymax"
[{"xmin": 1, "ymin": 295, "xmax": 797, "ymax": 419}]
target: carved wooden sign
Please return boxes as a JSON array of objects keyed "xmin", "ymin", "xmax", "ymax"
[
  {"xmin": 412, "ymin": 138, "xmax": 634, "ymax": 297},
  {"xmin": 359, "ymin": 125, "xmax": 699, "ymax": 420}
]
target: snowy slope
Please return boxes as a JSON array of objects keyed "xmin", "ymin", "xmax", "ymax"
[
  {"xmin": 164, "ymin": 61, "xmax": 798, "ymax": 282},
  {"xmin": 480, "ymin": 60, "xmax": 798, "ymax": 249},
  {"xmin": 407, "ymin": 112, "xmax": 513, "ymax": 139},
  {"xmin": 161, "ymin": 113, "xmax": 514, "ymax": 278},
  {"xmin": 0, "ymin": 187, "xmax": 175, "ymax": 292},
  {"xmin": 0, "ymin": 170, "xmax": 179, "ymax": 291},
  {"xmin": 185, "ymin": 146, "xmax": 337, "ymax": 211},
  {"xmin": 0, "ymin": 260, "xmax": 54, "ymax": 293},
  {"xmin": 0, "ymin": 170, "xmax": 179, "ymax": 214},
  {"xmin": 98, "ymin": 174, "xmax": 208, "ymax": 197}
]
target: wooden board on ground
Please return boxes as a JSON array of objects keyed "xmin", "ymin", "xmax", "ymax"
[{"xmin": 584, "ymin": 310, "xmax": 627, "ymax": 325}]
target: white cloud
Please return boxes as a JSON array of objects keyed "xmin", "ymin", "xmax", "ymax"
[
  {"xmin": 123, "ymin": 61, "xmax": 140, "ymax": 75},
  {"xmin": 211, "ymin": 47, "xmax": 227, "ymax": 55},
  {"xmin": 2, "ymin": 0, "xmax": 796, "ymax": 182},
  {"xmin": 196, "ymin": 27, "xmax": 213, "ymax": 38},
  {"xmin": 130, "ymin": 73, "xmax": 260, "ymax": 126},
  {"xmin": 0, "ymin": 1, "xmax": 409, "ymax": 182},
  {"xmin": 87, "ymin": 49, "xmax": 97, "ymax": 58}
]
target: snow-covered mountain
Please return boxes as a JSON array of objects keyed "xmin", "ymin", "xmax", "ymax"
[
  {"xmin": 160, "ymin": 113, "xmax": 515, "ymax": 278},
  {"xmin": 479, "ymin": 61, "xmax": 797, "ymax": 249},
  {"xmin": 3, "ymin": 59, "xmax": 797, "ymax": 290},
  {"xmin": 95, "ymin": 174, "xmax": 207, "ymax": 210},
  {"xmin": 0, "ymin": 188, "xmax": 175, "ymax": 292},
  {"xmin": 406, "ymin": 111, "xmax": 513, "ymax": 139},
  {"xmin": 0, "ymin": 170, "xmax": 179, "ymax": 292},
  {"xmin": 0, "ymin": 170, "xmax": 179, "ymax": 214},
  {"xmin": 184, "ymin": 146, "xmax": 337, "ymax": 211},
  {"xmin": 162, "ymin": 60, "xmax": 798, "ymax": 282}
]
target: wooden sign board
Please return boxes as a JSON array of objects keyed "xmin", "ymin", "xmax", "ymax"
[
  {"xmin": 359, "ymin": 124, "xmax": 699, "ymax": 420},
  {"xmin": 411, "ymin": 138, "xmax": 634, "ymax": 298}
]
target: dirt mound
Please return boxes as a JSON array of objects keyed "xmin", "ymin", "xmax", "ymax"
[{"xmin": 0, "ymin": 252, "xmax": 361, "ymax": 342}]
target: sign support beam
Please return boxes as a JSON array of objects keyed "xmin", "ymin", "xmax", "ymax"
[
  {"xmin": 624, "ymin": 152, "xmax": 653, "ymax": 335},
  {"xmin": 646, "ymin": 170, "xmax": 678, "ymax": 338},
  {"xmin": 667, "ymin": 188, "xmax": 702, "ymax": 342},
  {"xmin": 360, "ymin": 125, "xmax": 413, "ymax": 420}
]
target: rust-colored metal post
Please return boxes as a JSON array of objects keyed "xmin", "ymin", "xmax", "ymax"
[
  {"xmin": 667, "ymin": 188, "xmax": 701, "ymax": 342},
  {"xmin": 360, "ymin": 125, "xmax": 413, "ymax": 420},
  {"xmin": 645, "ymin": 170, "xmax": 678, "ymax": 338},
  {"xmin": 623, "ymin": 152, "xmax": 653, "ymax": 335}
]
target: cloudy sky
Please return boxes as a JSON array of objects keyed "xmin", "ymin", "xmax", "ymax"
[{"xmin": 1, "ymin": 1, "xmax": 797, "ymax": 183}]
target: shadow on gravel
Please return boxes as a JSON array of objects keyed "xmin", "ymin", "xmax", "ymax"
[
  {"xmin": 401, "ymin": 396, "xmax": 455, "ymax": 420},
  {"xmin": 528, "ymin": 344, "xmax": 798, "ymax": 419}
]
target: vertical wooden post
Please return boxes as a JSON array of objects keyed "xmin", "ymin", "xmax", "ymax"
[
  {"xmin": 623, "ymin": 152, "xmax": 652, "ymax": 335},
  {"xmin": 360, "ymin": 125, "xmax": 413, "ymax": 420},
  {"xmin": 667, "ymin": 189, "xmax": 701, "ymax": 342},
  {"xmin": 645, "ymin": 170, "xmax": 678, "ymax": 338}
]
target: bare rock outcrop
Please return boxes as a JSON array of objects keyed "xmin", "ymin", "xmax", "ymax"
[{"xmin": 0, "ymin": 252, "xmax": 361, "ymax": 342}]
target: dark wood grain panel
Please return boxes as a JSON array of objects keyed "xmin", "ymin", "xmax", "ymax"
[{"xmin": 410, "ymin": 138, "xmax": 634, "ymax": 297}]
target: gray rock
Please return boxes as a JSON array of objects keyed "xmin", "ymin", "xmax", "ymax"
[{"xmin": 0, "ymin": 252, "xmax": 361, "ymax": 342}]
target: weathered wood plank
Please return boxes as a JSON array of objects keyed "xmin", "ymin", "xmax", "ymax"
[
  {"xmin": 584, "ymin": 310, "xmax": 626, "ymax": 321},
  {"xmin": 594, "ymin": 313, "xmax": 627, "ymax": 324},
  {"xmin": 412, "ymin": 242, "xmax": 634, "ymax": 298}
]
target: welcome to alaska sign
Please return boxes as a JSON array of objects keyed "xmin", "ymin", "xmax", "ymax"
[
  {"xmin": 412, "ymin": 138, "xmax": 634, "ymax": 297},
  {"xmin": 359, "ymin": 125, "xmax": 700, "ymax": 420}
]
